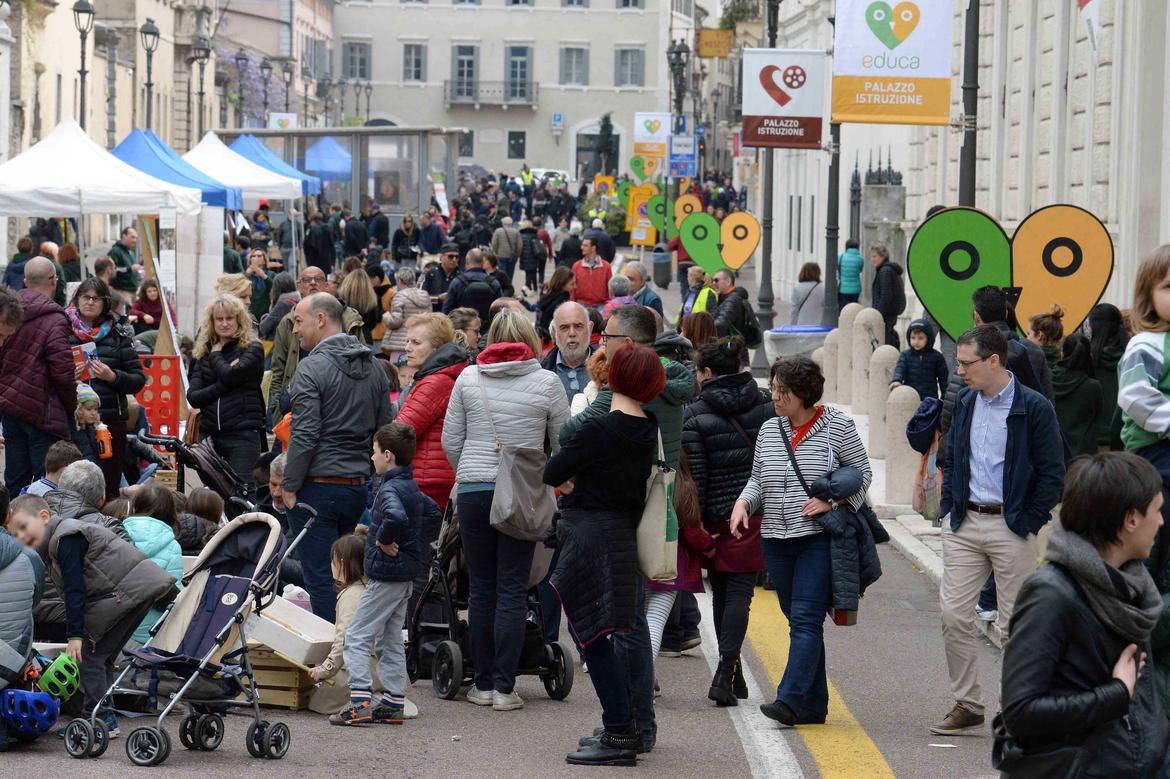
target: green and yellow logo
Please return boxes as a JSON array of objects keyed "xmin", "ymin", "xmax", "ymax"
[{"xmin": 865, "ymin": 1, "xmax": 921, "ymax": 49}]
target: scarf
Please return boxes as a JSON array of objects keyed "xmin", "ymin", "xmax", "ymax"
[
  {"xmin": 65, "ymin": 307, "xmax": 113, "ymax": 343},
  {"xmin": 1044, "ymin": 519, "xmax": 1162, "ymax": 644}
]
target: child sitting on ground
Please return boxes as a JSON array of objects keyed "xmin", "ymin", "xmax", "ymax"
[
  {"xmin": 330, "ymin": 423, "xmax": 439, "ymax": 726},
  {"xmin": 22, "ymin": 441, "xmax": 84, "ymax": 496},
  {"xmin": 889, "ymin": 318, "xmax": 949, "ymax": 401},
  {"xmin": 6, "ymin": 494, "xmax": 177, "ymax": 737},
  {"xmin": 71, "ymin": 383, "xmax": 102, "ymax": 463}
]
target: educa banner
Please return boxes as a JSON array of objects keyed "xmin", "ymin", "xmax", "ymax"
[{"xmin": 832, "ymin": 0, "xmax": 953, "ymax": 125}]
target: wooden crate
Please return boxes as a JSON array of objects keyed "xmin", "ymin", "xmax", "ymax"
[{"xmin": 246, "ymin": 647, "xmax": 316, "ymax": 711}]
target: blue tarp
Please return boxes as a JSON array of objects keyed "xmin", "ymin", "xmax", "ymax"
[
  {"xmin": 229, "ymin": 135, "xmax": 321, "ymax": 196},
  {"xmin": 112, "ymin": 129, "xmax": 243, "ymax": 211},
  {"xmin": 304, "ymin": 136, "xmax": 353, "ymax": 178}
]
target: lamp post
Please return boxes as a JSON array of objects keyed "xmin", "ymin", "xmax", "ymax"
[
  {"xmin": 234, "ymin": 47, "xmax": 248, "ymax": 127},
  {"xmin": 667, "ymin": 39, "xmax": 689, "ymax": 244},
  {"xmin": 958, "ymin": 0, "xmax": 979, "ymax": 206},
  {"xmin": 751, "ymin": 0, "xmax": 780, "ymax": 374},
  {"xmin": 192, "ymin": 35, "xmax": 211, "ymax": 138},
  {"xmin": 260, "ymin": 56, "xmax": 273, "ymax": 123},
  {"xmin": 363, "ymin": 80, "xmax": 372, "ymax": 122},
  {"xmin": 72, "ymin": 0, "xmax": 95, "ymax": 131},
  {"xmin": 821, "ymin": 14, "xmax": 841, "ymax": 327},
  {"xmin": 352, "ymin": 79, "xmax": 361, "ymax": 118},
  {"xmin": 281, "ymin": 58, "xmax": 294, "ymax": 112},
  {"xmin": 302, "ymin": 65, "xmax": 312, "ymax": 125},
  {"xmin": 139, "ymin": 17, "xmax": 159, "ymax": 131}
]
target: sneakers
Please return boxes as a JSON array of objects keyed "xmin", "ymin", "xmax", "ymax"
[
  {"xmin": 975, "ymin": 607, "xmax": 998, "ymax": 623},
  {"xmin": 329, "ymin": 700, "xmax": 373, "ymax": 726},
  {"xmin": 760, "ymin": 700, "xmax": 827, "ymax": 726},
  {"xmin": 492, "ymin": 690, "xmax": 524, "ymax": 711},
  {"xmin": 930, "ymin": 703, "xmax": 985, "ymax": 735},
  {"xmin": 103, "ymin": 711, "xmax": 121, "ymax": 739},
  {"xmin": 679, "ymin": 634, "xmax": 702, "ymax": 652},
  {"xmin": 404, "ymin": 699, "xmax": 419, "ymax": 719},
  {"xmin": 466, "ymin": 687, "xmax": 494, "ymax": 706},
  {"xmin": 371, "ymin": 703, "xmax": 404, "ymax": 724}
]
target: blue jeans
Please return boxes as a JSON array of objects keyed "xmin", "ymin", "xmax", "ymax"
[
  {"xmin": 612, "ymin": 576, "xmax": 656, "ymax": 741},
  {"xmin": 762, "ymin": 532, "xmax": 832, "ymax": 717},
  {"xmin": 3, "ymin": 413, "xmax": 61, "ymax": 495},
  {"xmin": 538, "ymin": 548, "xmax": 563, "ymax": 644},
  {"xmin": 458, "ymin": 490, "xmax": 535, "ymax": 694},
  {"xmin": 582, "ymin": 635, "xmax": 632, "ymax": 731},
  {"xmin": 286, "ymin": 481, "xmax": 365, "ymax": 622}
]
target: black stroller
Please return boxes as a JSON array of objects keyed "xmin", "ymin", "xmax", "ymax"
[
  {"xmin": 138, "ymin": 432, "xmax": 252, "ymax": 519},
  {"xmin": 60, "ymin": 504, "xmax": 318, "ymax": 766},
  {"xmin": 406, "ymin": 501, "xmax": 574, "ymax": 702}
]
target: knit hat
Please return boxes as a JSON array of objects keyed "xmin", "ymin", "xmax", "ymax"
[{"xmin": 76, "ymin": 382, "xmax": 99, "ymax": 406}]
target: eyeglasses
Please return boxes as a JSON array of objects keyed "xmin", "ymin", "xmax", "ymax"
[
  {"xmin": 79, "ymin": 294, "xmax": 103, "ymax": 304},
  {"xmin": 600, "ymin": 332, "xmax": 630, "ymax": 343},
  {"xmin": 956, "ymin": 355, "xmax": 990, "ymax": 368},
  {"xmin": 299, "ymin": 275, "xmax": 325, "ymax": 285}
]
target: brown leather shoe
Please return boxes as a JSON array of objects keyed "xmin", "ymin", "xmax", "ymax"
[{"xmin": 929, "ymin": 704, "xmax": 985, "ymax": 735}]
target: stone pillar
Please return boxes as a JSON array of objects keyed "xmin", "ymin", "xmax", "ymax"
[
  {"xmin": 867, "ymin": 345, "xmax": 901, "ymax": 458},
  {"xmin": 811, "ymin": 346, "xmax": 825, "ymax": 372},
  {"xmin": 836, "ymin": 302, "xmax": 864, "ymax": 405},
  {"xmin": 822, "ymin": 330, "xmax": 840, "ymax": 402},
  {"xmin": 884, "ymin": 385, "xmax": 921, "ymax": 505},
  {"xmin": 851, "ymin": 308, "xmax": 885, "ymax": 411}
]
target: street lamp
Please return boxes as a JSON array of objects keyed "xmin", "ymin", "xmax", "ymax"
[
  {"xmin": 301, "ymin": 65, "xmax": 312, "ymax": 125},
  {"xmin": 281, "ymin": 59, "xmax": 294, "ymax": 112},
  {"xmin": 192, "ymin": 35, "xmax": 211, "ymax": 138},
  {"xmin": 351, "ymin": 79, "xmax": 361, "ymax": 118},
  {"xmin": 334, "ymin": 77, "xmax": 346, "ymax": 124},
  {"xmin": 234, "ymin": 47, "xmax": 248, "ymax": 127},
  {"xmin": 667, "ymin": 39, "xmax": 689, "ymax": 132},
  {"xmin": 260, "ymin": 56, "xmax": 273, "ymax": 123},
  {"xmin": 72, "ymin": 0, "xmax": 95, "ymax": 131},
  {"xmin": 139, "ymin": 17, "xmax": 160, "ymax": 131},
  {"xmin": 363, "ymin": 80, "xmax": 372, "ymax": 122}
]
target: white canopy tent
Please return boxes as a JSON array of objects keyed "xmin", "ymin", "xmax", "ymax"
[
  {"xmin": 183, "ymin": 133, "xmax": 303, "ymax": 203},
  {"xmin": 0, "ymin": 119, "xmax": 202, "ymax": 216}
]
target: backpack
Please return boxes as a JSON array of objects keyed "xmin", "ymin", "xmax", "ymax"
[
  {"xmin": 456, "ymin": 273, "xmax": 498, "ymax": 322},
  {"xmin": 740, "ymin": 297, "xmax": 762, "ymax": 348}
]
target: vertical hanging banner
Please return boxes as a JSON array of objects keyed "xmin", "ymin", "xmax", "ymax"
[
  {"xmin": 832, "ymin": 0, "xmax": 953, "ymax": 125},
  {"xmin": 742, "ymin": 48, "xmax": 825, "ymax": 149}
]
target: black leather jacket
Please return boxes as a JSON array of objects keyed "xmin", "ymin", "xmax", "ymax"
[{"xmin": 1001, "ymin": 564, "xmax": 1168, "ymax": 778}]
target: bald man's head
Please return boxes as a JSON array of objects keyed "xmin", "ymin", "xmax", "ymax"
[{"xmin": 23, "ymin": 257, "xmax": 57, "ymax": 296}]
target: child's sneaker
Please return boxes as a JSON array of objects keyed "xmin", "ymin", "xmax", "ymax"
[
  {"xmin": 371, "ymin": 703, "xmax": 404, "ymax": 724},
  {"xmin": 329, "ymin": 700, "xmax": 373, "ymax": 726},
  {"xmin": 103, "ymin": 711, "xmax": 120, "ymax": 739}
]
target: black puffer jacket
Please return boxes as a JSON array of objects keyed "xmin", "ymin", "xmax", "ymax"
[
  {"xmin": 682, "ymin": 372, "xmax": 775, "ymax": 525},
  {"xmin": 69, "ymin": 321, "xmax": 146, "ymax": 422},
  {"xmin": 891, "ymin": 318, "xmax": 950, "ymax": 401},
  {"xmin": 1001, "ymin": 564, "xmax": 1168, "ymax": 778},
  {"xmin": 174, "ymin": 513, "xmax": 216, "ymax": 555},
  {"xmin": 186, "ymin": 339, "xmax": 265, "ymax": 436},
  {"xmin": 807, "ymin": 467, "xmax": 885, "ymax": 612}
]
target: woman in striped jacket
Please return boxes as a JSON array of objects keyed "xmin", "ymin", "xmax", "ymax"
[{"xmin": 730, "ymin": 355, "xmax": 871, "ymax": 728}]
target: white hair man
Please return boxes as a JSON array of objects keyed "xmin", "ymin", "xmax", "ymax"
[
  {"xmin": 540, "ymin": 301, "xmax": 595, "ymax": 402},
  {"xmin": 622, "ymin": 260, "xmax": 663, "ymax": 318}
]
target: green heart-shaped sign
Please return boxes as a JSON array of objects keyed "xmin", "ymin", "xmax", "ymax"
[
  {"xmin": 630, "ymin": 157, "xmax": 648, "ymax": 181},
  {"xmin": 616, "ymin": 181, "xmax": 631, "ymax": 204},
  {"xmin": 679, "ymin": 213, "xmax": 725, "ymax": 275}
]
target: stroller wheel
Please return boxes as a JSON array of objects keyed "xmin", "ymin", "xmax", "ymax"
[
  {"xmin": 62, "ymin": 718, "xmax": 94, "ymax": 759},
  {"xmin": 196, "ymin": 713, "xmax": 225, "ymax": 751},
  {"xmin": 89, "ymin": 718, "xmax": 110, "ymax": 758},
  {"xmin": 262, "ymin": 721, "xmax": 291, "ymax": 760},
  {"xmin": 542, "ymin": 640, "xmax": 575, "ymax": 701},
  {"xmin": 406, "ymin": 644, "xmax": 420, "ymax": 684},
  {"xmin": 125, "ymin": 726, "xmax": 171, "ymax": 767},
  {"xmin": 179, "ymin": 714, "xmax": 199, "ymax": 750},
  {"xmin": 245, "ymin": 720, "xmax": 269, "ymax": 759},
  {"xmin": 432, "ymin": 640, "xmax": 463, "ymax": 700}
]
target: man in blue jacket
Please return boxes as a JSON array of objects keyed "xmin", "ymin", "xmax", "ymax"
[{"xmin": 932, "ymin": 324, "xmax": 1064, "ymax": 737}]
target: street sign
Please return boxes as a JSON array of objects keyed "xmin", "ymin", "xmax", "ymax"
[
  {"xmin": 679, "ymin": 115, "xmax": 687, "ymax": 133},
  {"xmin": 551, "ymin": 112, "xmax": 565, "ymax": 131},
  {"xmin": 697, "ymin": 124, "xmax": 706, "ymax": 137},
  {"xmin": 669, "ymin": 135, "xmax": 698, "ymax": 178}
]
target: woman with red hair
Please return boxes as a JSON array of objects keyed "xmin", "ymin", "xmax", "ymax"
[{"xmin": 544, "ymin": 344, "xmax": 664, "ymax": 767}]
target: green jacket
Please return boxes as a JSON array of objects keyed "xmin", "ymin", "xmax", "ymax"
[
  {"xmin": 558, "ymin": 357, "xmax": 695, "ymax": 467},
  {"xmin": 268, "ymin": 305, "xmax": 367, "ymax": 416},
  {"xmin": 1052, "ymin": 365, "xmax": 1103, "ymax": 458},
  {"xmin": 108, "ymin": 242, "xmax": 139, "ymax": 292},
  {"xmin": 223, "ymin": 246, "xmax": 244, "ymax": 275}
]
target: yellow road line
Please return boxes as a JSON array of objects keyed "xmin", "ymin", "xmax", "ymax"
[{"xmin": 746, "ymin": 587, "xmax": 896, "ymax": 779}]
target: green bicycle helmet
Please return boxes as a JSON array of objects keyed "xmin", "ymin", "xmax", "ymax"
[{"xmin": 38, "ymin": 653, "xmax": 80, "ymax": 701}]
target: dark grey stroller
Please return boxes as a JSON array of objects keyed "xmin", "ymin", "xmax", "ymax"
[{"xmin": 60, "ymin": 504, "xmax": 318, "ymax": 766}]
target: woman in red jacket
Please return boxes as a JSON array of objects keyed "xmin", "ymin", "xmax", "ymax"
[{"xmin": 394, "ymin": 312, "xmax": 469, "ymax": 511}]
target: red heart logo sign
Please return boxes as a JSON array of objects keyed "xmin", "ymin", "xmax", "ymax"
[{"xmin": 760, "ymin": 65, "xmax": 792, "ymax": 107}]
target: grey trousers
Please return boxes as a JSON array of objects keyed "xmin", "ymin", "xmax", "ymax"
[
  {"xmin": 82, "ymin": 598, "xmax": 156, "ymax": 715},
  {"xmin": 343, "ymin": 579, "xmax": 412, "ymax": 703}
]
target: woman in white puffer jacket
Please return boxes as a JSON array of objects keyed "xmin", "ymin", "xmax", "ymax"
[{"xmin": 442, "ymin": 308, "xmax": 569, "ymax": 711}]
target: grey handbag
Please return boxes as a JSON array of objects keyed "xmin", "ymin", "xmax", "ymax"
[{"xmin": 476, "ymin": 375, "xmax": 557, "ymax": 542}]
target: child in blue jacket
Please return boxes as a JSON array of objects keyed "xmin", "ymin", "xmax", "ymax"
[
  {"xmin": 331, "ymin": 423, "xmax": 439, "ymax": 727},
  {"xmin": 890, "ymin": 318, "xmax": 949, "ymax": 401}
]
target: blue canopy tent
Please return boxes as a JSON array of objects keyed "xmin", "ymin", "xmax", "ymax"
[
  {"xmin": 229, "ymin": 135, "xmax": 321, "ymax": 196},
  {"xmin": 112, "ymin": 129, "xmax": 243, "ymax": 211},
  {"xmin": 304, "ymin": 136, "xmax": 353, "ymax": 178}
]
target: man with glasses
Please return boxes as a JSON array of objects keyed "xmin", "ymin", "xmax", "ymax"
[
  {"xmin": 931, "ymin": 324, "xmax": 1063, "ymax": 736},
  {"xmin": 0, "ymin": 257, "xmax": 76, "ymax": 493},
  {"xmin": 267, "ymin": 267, "xmax": 366, "ymax": 420},
  {"xmin": 423, "ymin": 243, "xmax": 462, "ymax": 311}
]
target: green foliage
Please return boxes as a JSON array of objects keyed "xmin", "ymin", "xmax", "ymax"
[
  {"xmin": 720, "ymin": 0, "xmax": 758, "ymax": 30},
  {"xmin": 597, "ymin": 113, "xmax": 619, "ymax": 176}
]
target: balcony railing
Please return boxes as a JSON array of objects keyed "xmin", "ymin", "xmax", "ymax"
[{"xmin": 443, "ymin": 80, "xmax": 539, "ymax": 108}]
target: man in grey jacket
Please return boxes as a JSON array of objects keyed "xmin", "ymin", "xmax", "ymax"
[
  {"xmin": 283, "ymin": 293, "xmax": 393, "ymax": 621},
  {"xmin": 490, "ymin": 217, "xmax": 522, "ymax": 285}
]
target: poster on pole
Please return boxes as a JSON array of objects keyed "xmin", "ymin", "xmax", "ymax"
[
  {"xmin": 633, "ymin": 112, "xmax": 672, "ymax": 159},
  {"xmin": 742, "ymin": 48, "xmax": 826, "ymax": 149},
  {"xmin": 831, "ymin": 0, "xmax": 953, "ymax": 125}
]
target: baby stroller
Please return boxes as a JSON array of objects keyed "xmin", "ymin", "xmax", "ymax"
[
  {"xmin": 406, "ymin": 501, "xmax": 573, "ymax": 702},
  {"xmin": 60, "ymin": 504, "xmax": 318, "ymax": 766},
  {"xmin": 138, "ymin": 432, "xmax": 252, "ymax": 519}
]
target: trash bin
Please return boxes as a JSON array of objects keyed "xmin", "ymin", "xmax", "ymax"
[
  {"xmin": 651, "ymin": 246, "xmax": 672, "ymax": 289},
  {"xmin": 764, "ymin": 325, "xmax": 833, "ymax": 363}
]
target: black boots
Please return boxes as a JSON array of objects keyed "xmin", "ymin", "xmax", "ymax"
[
  {"xmin": 708, "ymin": 655, "xmax": 738, "ymax": 707},
  {"xmin": 567, "ymin": 725, "xmax": 640, "ymax": 766},
  {"xmin": 732, "ymin": 657, "xmax": 748, "ymax": 700}
]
